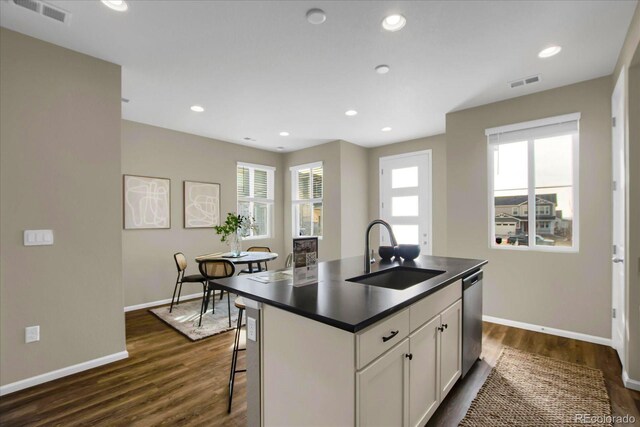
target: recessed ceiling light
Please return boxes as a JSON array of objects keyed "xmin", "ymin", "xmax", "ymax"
[
  {"xmin": 345, "ymin": 110, "xmax": 358, "ymax": 116},
  {"xmin": 382, "ymin": 14, "xmax": 406, "ymax": 32},
  {"xmin": 279, "ymin": 131, "xmax": 290, "ymax": 136},
  {"xmin": 381, "ymin": 127, "xmax": 392, "ymax": 132},
  {"xmin": 277, "ymin": 146, "xmax": 285, "ymax": 151},
  {"xmin": 306, "ymin": 9, "xmax": 326, "ymax": 25},
  {"xmin": 375, "ymin": 65, "xmax": 390, "ymax": 74},
  {"xmin": 101, "ymin": 0, "xmax": 128, "ymax": 12},
  {"xmin": 190, "ymin": 105, "xmax": 204, "ymax": 112},
  {"xmin": 538, "ymin": 46, "xmax": 562, "ymax": 58}
]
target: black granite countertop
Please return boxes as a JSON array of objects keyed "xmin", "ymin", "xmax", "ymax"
[{"xmin": 213, "ymin": 255, "xmax": 487, "ymax": 333}]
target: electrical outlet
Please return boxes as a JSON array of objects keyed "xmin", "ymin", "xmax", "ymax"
[
  {"xmin": 25, "ymin": 325, "xmax": 40, "ymax": 343},
  {"xmin": 247, "ymin": 317, "xmax": 257, "ymax": 341}
]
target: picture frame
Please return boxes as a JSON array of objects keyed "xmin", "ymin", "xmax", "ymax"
[
  {"xmin": 183, "ymin": 181, "xmax": 221, "ymax": 229},
  {"xmin": 123, "ymin": 175, "xmax": 171, "ymax": 229}
]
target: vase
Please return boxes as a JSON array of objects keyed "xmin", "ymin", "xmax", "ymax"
[{"xmin": 229, "ymin": 231, "xmax": 242, "ymax": 257}]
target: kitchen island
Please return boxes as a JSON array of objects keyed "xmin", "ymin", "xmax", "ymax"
[{"xmin": 214, "ymin": 254, "xmax": 487, "ymax": 427}]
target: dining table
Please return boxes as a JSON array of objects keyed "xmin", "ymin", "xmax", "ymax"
[{"xmin": 195, "ymin": 251, "xmax": 279, "ymax": 274}]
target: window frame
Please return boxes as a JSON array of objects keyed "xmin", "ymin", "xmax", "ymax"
[
  {"xmin": 290, "ymin": 161, "xmax": 323, "ymax": 239},
  {"xmin": 237, "ymin": 162, "xmax": 275, "ymax": 240},
  {"xmin": 486, "ymin": 113, "xmax": 580, "ymax": 253}
]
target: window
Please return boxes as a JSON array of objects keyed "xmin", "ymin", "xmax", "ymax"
[
  {"xmin": 291, "ymin": 162, "xmax": 323, "ymax": 237},
  {"xmin": 487, "ymin": 113, "xmax": 579, "ymax": 251},
  {"xmin": 237, "ymin": 162, "xmax": 275, "ymax": 239},
  {"xmin": 512, "ymin": 207, "xmax": 519, "ymax": 215}
]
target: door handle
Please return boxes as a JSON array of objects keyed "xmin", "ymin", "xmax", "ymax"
[
  {"xmin": 382, "ymin": 330, "xmax": 399, "ymax": 342},
  {"xmin": 612, "ymin": 257, "xmax": 624, "ymax": 263}
]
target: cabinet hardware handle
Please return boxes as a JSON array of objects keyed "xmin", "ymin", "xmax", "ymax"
[
  {"xmin": 443, "ymin": 324, "xmax": 448, "ymax": 329},
  {"xmin": 405, "ymin": 353, "xmax": 413, "ymax": 360},
  {"xmin": 382, "ymin": 330, "xmax": 399, "ymax": 342},
  {"xmin": 437, "ymin": 326, "xmax": 443, "ymax": 332}
]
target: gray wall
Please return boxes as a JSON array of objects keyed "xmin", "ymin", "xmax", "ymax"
[
  {"xmin": 612, "ymin": 2, "xmax": 640, "ymax": 381},
  {"xmin": 446, "ymin": 76, "xmax": 613, "ymax": 339},
  {"xmin": 368, "ymin": 134, "xmax": 447, "ymax": 256},
  {"xmin": 121, "ymin": 120, "xmax": 285, "ymax": 307},
  {"xmin": 340, "ymin": 141, "xmax": 369, "ymax": 258},
  {"xmin": 0, "ymin": 29, "xmax": 126, "ymax": 386}
]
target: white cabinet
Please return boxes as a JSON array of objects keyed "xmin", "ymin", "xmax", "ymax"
[
  {"xmin": 358, "ymin": 298, "xmax": 463, "ymax": 427},
  {"xmin": 357, "ymin": 339, "xmax": 410, "ymax": 427},
  {"xmin": 439, "ymin": 300, "xmax": 462, "ymax": 400},
  {"xmin": 408, "ymin": 315, "xmax": 440, "ymax": 427}
]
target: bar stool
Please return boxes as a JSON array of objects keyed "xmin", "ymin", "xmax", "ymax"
[{"xmin": 228, "ymin": 296, "xmax": 246, "ymax": 413}]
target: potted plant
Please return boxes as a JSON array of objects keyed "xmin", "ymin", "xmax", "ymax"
[{"xmin": 214, "ymin": 212, "xmax": 255, "ymax": 257}]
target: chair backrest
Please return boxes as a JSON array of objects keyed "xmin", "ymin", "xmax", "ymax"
[
  {"xmin": 174, "ymin": 252, "xmax": 188, "ymax": 272},
  {"xmin": 285, "ymin": 253, "xmax": 293, "ymax": 268},
  {"xmin": 247, "ymin": 246, "xmax": 271, "ymax": 253},
  {"xmin": 198, "ymin": 259, "xmax": 236, "ymax": 279}
]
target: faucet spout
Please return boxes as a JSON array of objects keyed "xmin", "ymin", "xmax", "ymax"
[{"xmin": 364, "ymin": 219, "xmax": 398, "ymax": 274}]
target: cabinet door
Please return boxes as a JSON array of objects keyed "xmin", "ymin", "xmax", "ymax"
[
  {"xmin": 408, "ymin": 315, "xmax": 440, "ymax": 427},
  {"xmin": 439, "ymin": 299, "xmax": 462, "ymax": 400},
  {"xmin": 357, "ymin": 339, "xmax": 410, "ymax": 427}
]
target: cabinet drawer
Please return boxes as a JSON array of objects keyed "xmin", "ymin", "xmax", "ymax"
[
  {"xmin": 357, "ymin": 308, "xmax": 409, "ymax": 369},
  {"xmin": 409, "ymin": 283, "xmax": 461, "ymax": 332}
]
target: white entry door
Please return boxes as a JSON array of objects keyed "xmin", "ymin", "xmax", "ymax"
[
  {"xmin": 380, "ymin": 151, "xmax": 432, "ymax": 255},
  {"xmin": 611, "ymin": 70, "xmax": 626, "ymax": 363}
]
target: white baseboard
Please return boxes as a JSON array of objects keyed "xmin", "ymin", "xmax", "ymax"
[
  {"xmin": 482, "ymin": 315, "xmax": 612, "ymax": 347},
  {"xmin": 0, "ymin": 350, "xmax": 129, "ymax": 396},
  {"xmin": 623, "ymin": 370, "xmax": 640, "ymax": 391},
  {"xmin": 124, "ymin": 292, "xmax": 202, "ymax": 312}
]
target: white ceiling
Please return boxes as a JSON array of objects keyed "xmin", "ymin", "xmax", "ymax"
[{"xmin": 1, "ymin": 0, "xmax": 636, "ymax": 152}]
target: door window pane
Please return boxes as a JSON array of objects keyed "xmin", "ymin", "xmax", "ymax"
[
  {"xmin": 312, "ymin": 202, "xmax": 323, "ymax": 237},
  {"xmin": 392, "ymin": 167, "xmax": 418, "ymax": 189},
  {"xmin": 392, "ymin": 225, "xmax": 419, "ymax": 245},
  {"xmin": 493, "ymin": 141, "xmax": 528, "ymax": 246},
  {"xmin": 392, "ymin": 196, "xmax": 419, "ymax": 217},
  {"xmin": 534, "ymin": 135, "xmax": 573, "ymax": 248}
]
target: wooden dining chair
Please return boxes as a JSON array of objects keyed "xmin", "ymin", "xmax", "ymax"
[
  {"xmin": 171, "ymin": 252, "xmax": 207, "ymax": 313},
  {"xmin": 198, "ymin": 259, "xmax": 235, "ymax": 327},
  {"xmin": 239, "ymin": 246, "xmax": 271, "ymax": 274}
]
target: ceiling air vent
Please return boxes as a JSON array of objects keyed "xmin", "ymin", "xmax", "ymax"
[
  {"xmin": 11, "ymin": 0, "xmax": 71, "ymax": 25},
  {"xmin": 509, "ymin": 74, "xmax": 541, "ymax": 89}
]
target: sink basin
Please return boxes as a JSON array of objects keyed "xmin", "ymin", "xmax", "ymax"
[{"xmin": 347, "ymin": 267, "xmax": 446, "ymax": 290}]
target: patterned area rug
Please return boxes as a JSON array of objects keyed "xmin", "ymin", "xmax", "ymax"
[
  {"xmin": 460, "ymin": 347, "xmax": 612, "ymax": 427},
  {"xmin": 150, "ymin": 296, "xmax": 242, "ymax": 341}
]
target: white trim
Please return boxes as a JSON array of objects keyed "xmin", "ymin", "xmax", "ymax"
[
  {"xmin": 485, "ymin": 112, "xmax": 581, "ymax": 136},
  {"xmin": 378, "ymin": 149, "xmax": 433, "ymax": 162},
  {"xmin": 237, "ymin": 161, "xmax": 276, "ymax": 172},
  {"xmin": 289, "ymin": 161, "xmax": 323, "ymax": 172},
  {"xmin": 124, "ymin": 292, "xmax": 202, "ymax": 312},
  {"xmin": 0, "ymin": 350, "xmax": 129, "ymax": 396},
  {"xmin": 622, "ymin": 370, "xmax": 640, "ymax": 391},
  {"xmin": 482, "ymin": 315, "xmax": 611, "ymax": 347}
]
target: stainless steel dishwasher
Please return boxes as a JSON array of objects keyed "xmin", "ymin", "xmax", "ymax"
[{"xmin": 462, "ymin": 269, "xmax": 483, "ymax": 378}]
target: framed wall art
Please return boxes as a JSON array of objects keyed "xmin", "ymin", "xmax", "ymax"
[
  {"xmin": 123, "ymin": 175, "xmax": 171, "ymax": 229},
  {"xmin": 183, "ymin": 181, "xmax": 221, "ymax": 228}
]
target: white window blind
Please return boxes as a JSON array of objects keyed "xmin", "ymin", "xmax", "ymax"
[
  {"xmin": 237, "ymin": 162, "xmax": 275, "ymax": 239},
  {"xmin": 291, "ymin": 162, "xmax": 323, "ymax": 237},
  {"xmin": 487, "ymin": 113, "xmax": 580, "ymax": 252}
]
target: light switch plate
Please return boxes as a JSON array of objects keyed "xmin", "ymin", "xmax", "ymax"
[
  {"xmin": 247, "ymin": 317, "xmax": 257, "ymax": 341},
  {"xmin": 24, "ymin": 230, "xmax": 54, "ymax": 246}
]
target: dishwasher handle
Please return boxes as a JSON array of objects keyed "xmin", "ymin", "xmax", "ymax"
[{"xmin": 463, "ymin": 270, "xmax": 483, "ymax": 290}]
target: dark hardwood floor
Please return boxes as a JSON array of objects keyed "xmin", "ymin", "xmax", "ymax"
[{"xmin": 1, "ymin": 309, "xmax": 639, "ymax": 426}]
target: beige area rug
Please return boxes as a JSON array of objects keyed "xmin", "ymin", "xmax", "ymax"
[
  {"xmin": 150, "ymin": 296, "xmax": 243, "ymax": 341},
  {"xmin": 460, "ymin": 347, "xmax": 612, "ymax": 427}
]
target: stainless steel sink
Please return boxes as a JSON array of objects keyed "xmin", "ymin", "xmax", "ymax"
[{"xmin": 347, "ymin": 267, "xmax": 446, "ymax": 290}]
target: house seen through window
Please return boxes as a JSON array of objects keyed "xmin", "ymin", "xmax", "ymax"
[
  {"xmin": 237, "ymin": 162, "xmax": 275, "ymax": 238},
  {"xmin": 487, "ymin": 113, "xmax": 579, "ymax": 251}
]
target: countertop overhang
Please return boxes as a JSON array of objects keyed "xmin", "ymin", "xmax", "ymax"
[{"xmin": 213, "ymin": 255, "xmax": 487, "ymax": 333}]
